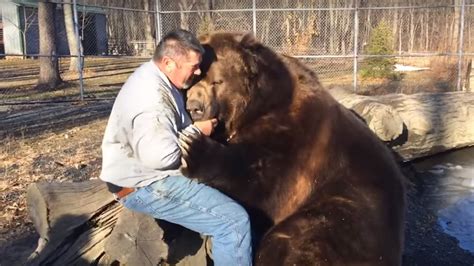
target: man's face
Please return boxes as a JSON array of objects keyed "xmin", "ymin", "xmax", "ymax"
[{"xmin": 167, "ymin": 50, "xmax": 202, "ymax": 89}]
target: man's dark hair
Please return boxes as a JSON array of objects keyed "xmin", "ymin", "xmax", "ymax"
[{"xmin": 153, "ymin": 29, "xmax": 204, "ymax": 61}]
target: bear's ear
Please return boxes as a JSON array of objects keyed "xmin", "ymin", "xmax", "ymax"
[
  {"xmin": 198, "ymin": 33, "xmax": 210, "ymax": 43},
  {"xmin": 236, "ymin": 32, "xmax": 258, "ymax": 48}
]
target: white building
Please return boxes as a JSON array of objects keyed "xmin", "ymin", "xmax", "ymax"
[{"xmin": 0, "ymin": 0, "xmax": 108, "ymax": 57}]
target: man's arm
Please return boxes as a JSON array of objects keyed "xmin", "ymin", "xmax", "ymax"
[{"xmin": 130, "ymin": 107, "xmax": 217, "ymax": 171}]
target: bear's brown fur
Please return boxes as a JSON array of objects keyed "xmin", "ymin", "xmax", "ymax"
[{"xmin": 183, "ymin": 32, "xmax": 406, "ymax": 265}]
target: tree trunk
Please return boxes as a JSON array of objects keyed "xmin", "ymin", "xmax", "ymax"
[
  {"xmin": 37, "ymin": 1, "xmax": 62, "ymax": 90},
  {"xmin": 425, "ymin": 12, "xmax": 430, "ymax": 51},
  {"xmin": 465, "ymin": 59, "xmax": 472, "ymax": 92},
  {"xmin": 63, "ymin": 0, "xmax": 80, "ymax": 72},
  {"xmin": 453, "ymin": 0, "xmax": 461, "ymax": 51},
  {"xmin": 329, "ymin": 0, "xmax": 335, "ymax": 54},
  {"xmin": 330, "ymin": 88, "xmax": 474, "ymax": 161},
  {"xmin": 22, "ymin": 6, "xmax": 28, "ymax": 58},
  {"xmin": 409, "ymin": 7, "xmax": 414, "ymax": 52},
  {"xmin": 392, "ymin": 3, "xmax": 398, "ymax": 52},
  {"xmin": 143, "ymin": 0, "xmax": 155, "ymax": 55},
  {"xmin": 179, "ymin": 0, "xmax": 196, "ymax": 31}
]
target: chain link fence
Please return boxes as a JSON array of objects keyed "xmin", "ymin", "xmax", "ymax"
[{"xmin": 1, "ymin": 0, "xmax": 473, "ymax": 104}]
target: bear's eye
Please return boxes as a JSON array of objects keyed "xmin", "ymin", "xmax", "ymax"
[{"xmin": 211, "ymin": 80, "xmax": 223, "ymax": 86}]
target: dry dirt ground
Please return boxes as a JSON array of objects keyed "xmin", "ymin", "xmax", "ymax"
[
  {"xmin": 0, "ymin": 116, "xmax": 108, "ymax": 264},
  {"xmin": 1, "ymin": 57, "xmax": 473, "ymax": 265}
]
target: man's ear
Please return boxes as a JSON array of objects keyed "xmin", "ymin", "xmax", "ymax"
[{"xmin": 162, "ymin": 56, "xmax": 175, "ymax": 73}]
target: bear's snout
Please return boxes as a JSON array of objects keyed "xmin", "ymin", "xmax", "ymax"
[{"xmin": 186, "ymin": 99, "xmax": 205, "ymax": 121}]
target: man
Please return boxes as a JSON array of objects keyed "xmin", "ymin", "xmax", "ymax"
[{"xmin": 100, "ymin": 29, "xmax": 252, "ymax": 266}]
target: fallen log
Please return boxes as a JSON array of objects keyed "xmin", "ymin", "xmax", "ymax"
[
  {"xmin": 26, "ymin": 91, "xmax": 474, "ymax": 264},
  {"xmin": 26, "ymin": 180, "xmax": 208, "ymax": 266},
  {"xmin": 330, "ymin": 89, "xmax": 474, "ymax": 160}
]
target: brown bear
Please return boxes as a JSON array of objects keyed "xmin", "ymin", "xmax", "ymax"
[{"xmin": 181, "ymin": 32, "xmax": 406, "ymax": 265}]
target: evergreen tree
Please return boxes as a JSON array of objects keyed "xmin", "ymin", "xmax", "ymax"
[{"xmin": 360, "ymin": 20, "xmax": 398, "ymax": 79}]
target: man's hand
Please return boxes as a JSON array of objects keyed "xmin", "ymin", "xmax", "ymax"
[{"xmin": 193, "ymin": 118, "xmax": 218, "ymax": 136}]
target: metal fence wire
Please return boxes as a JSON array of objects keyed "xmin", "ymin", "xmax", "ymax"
[{"xmin": 0, "ymin": 0, "xmax": 473, "ymax": 104}]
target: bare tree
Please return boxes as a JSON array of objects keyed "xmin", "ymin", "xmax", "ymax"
[
  {"xmin": 63, "ymin": 0, "xmax": 81, "ymax": 72},
  {"xmin": 143, "ymin": 0, "xmax": 155, "ymax": 54},
  {"xmin": 37, "ymin": 1, "xmax": 62, "ymax": 90},
  {"xmin": 2, "ymin": 6, "xmax": 37, "ymax": 58},
  {"xmin": 21, "ymin": 7, "xmax": 37, "ymax": 58},
  {"xmin": 178, "ymin": 0, "xmax": 197, "ymax": 30},
  {"xmin": 452, "ymin": 0, "xmax": 461, "ymax": 51}
]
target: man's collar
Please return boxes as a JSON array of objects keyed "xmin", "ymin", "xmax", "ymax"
[{"xmin": 152, "ymin": 60, "xmax": 175, "ymax": 90}]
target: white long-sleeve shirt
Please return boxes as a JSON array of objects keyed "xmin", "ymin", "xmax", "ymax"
[{"xmin": 100, "ymin": 60, "xmax": 199, "ymax": 187}]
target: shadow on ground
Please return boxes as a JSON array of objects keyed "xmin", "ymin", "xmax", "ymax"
[{"xmin": 0, "ymin": 100, "xmax": 114, "ymax": 139}]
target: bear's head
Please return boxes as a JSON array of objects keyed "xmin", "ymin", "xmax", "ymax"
[{"xmin": 186, "ymin": 32, "xmax": 295, "ymax": 141}]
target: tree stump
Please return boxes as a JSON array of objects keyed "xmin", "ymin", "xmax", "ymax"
[{"xmin": 26, "ymin": 180, "xmax": 121, "ymax": 265}]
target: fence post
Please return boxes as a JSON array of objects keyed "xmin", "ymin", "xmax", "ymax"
[
  {"xmin": 353, "ymin": 0, "xmax": 359, "ymax": 92},
  {"xmin": 252, "ymin": 0, "xmax": 256, "ymax": 36},
  {"xmin": 72, "ymin": 0, "xmax": 84, "ymax": 101},
  {"xmin": 155, "ymin": 0, "xmax": 162, "ymax": 44},
  {"xmin": 457, "ymin": 0, "xmax": 466, "ymax": 91}
]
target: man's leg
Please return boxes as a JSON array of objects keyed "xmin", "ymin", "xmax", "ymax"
[{"xmin": 120, "ymin": 175, "xmax": 252, "ymax": 266}]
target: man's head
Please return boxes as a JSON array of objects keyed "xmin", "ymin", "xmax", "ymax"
[{"xmin": 154, "ymin": 29, "xmax": 204, "ymax": 89}]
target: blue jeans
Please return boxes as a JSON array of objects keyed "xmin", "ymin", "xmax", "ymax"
[{"xmin": 120, "ymin": 175, "xmax": 252, "ymax": 266}]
